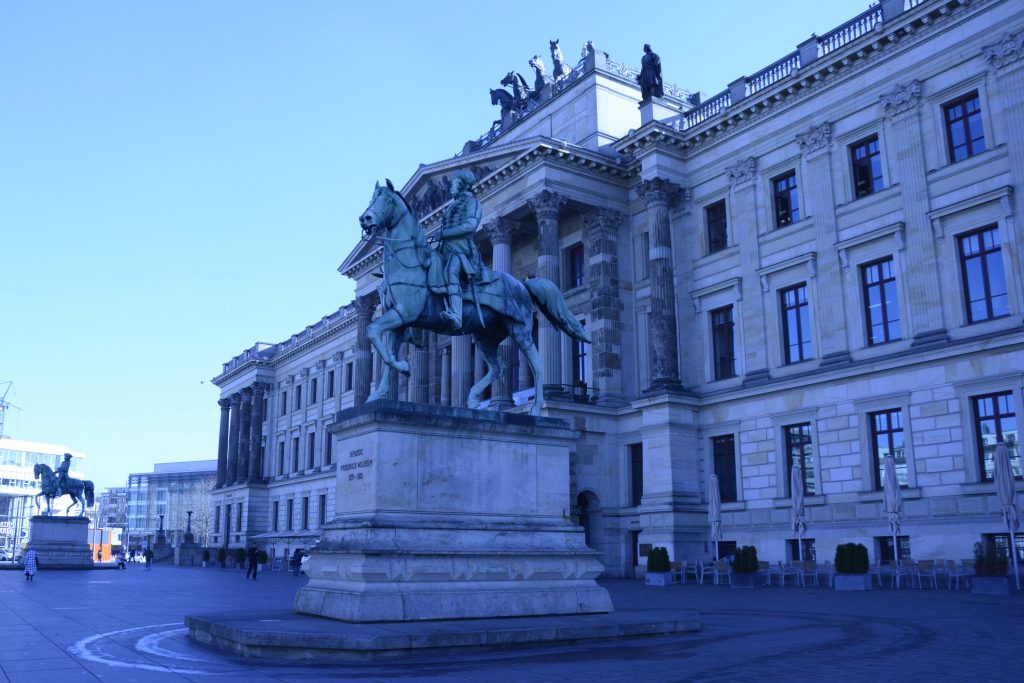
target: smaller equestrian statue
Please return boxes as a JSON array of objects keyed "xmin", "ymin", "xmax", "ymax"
[{"xmin": 34, "ymin": 454, "xmax": 95, "ymax": 516}]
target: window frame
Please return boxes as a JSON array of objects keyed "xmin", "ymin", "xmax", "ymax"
[
  {"xmin": 705, "ymin": 199, "xmax": 728, "ymax": 254},
  {"xmin": 869, "ymin": 408, "xmax": 907, "ymax": 490},
  {"xmin": 850, "ymin": 134, "xmax": 884, "ymax": 199},
  {"xmin": 958, "ymin": 225, "xmax": 1009, "ymax": 324},
  {"xmin": 972, "ymin": 391, "xmax": 1019, "ymax": 482},
  {"xmin": 860, "ymin": 257, "xmax": 901, "ymax": 346},
  {"xmin": 771, "ymin": 170, "xmax": 800, "ymax": 228},
  {"xmin": 565, "ymin": 242, "xmax": 585, "ymax": 289},
  {"xmin": 780, "ymin": 283, "xmax": 812, "ymax": 364},
  {"xmin": 783, "ymin": 423, "xmax": 815, "ymax": 496},
  {"xmin": 943, "ymin": 91, "xmax": 986, "ymax": 163},
  {"xmin": 710, "ymin": 305, "xmax": 736, "ymax": 380},
  {"xmin": 711, "ymin": 434, "xmax": 738, "ymax": 503}
]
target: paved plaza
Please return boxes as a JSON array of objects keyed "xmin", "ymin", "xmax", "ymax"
[{"xmin": 0, "ymin": 563, "xmax": 1020, "ymax": 682}]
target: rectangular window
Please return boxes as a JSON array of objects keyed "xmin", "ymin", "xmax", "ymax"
[
  {"xmin": 959, "ymin": 226, "xmax": 1009, "ymax": 323},
  {"xmin": 277, "ymin": 442, "xmax": 285, "ymax": 475},
  {"xmin": 877, "ymin": 535, "xmax": 911, "ymax": 563},
  {"xmin": 325, "ymin": 432, "xmax": 333, "ymax": 466},
  {"xmin": 286, "ymin": 499, "xmax": 294, "ymax": 531},
  {"xmin": 787, "ymin": 538, "xmax": 816, "ymax": 562},
  {"xmin": 310, "ymin": 378, "xmax": 318, "ymax": 404},
  {"xmin": 318, "ymin": 494, "xmax": 327, "ymax": 526},
  {"xmin": 784, "ymin": 424, "xmax": 815, "ymax": 495},
  {"xmin": 327, "ymin": 370, "xmax": 335, "ymax": 398},
  {"xmin": 705, "ymin": 200, "xmax": 727, "ymax": 254},
  {"xmin": 712, "ymin": 434, "xmax": 737, "ymax": 503},
  {"xmin": 772, "ymin": 171, "xmax": 800, "ymax": 227},
  {"xmin": 973, "ymin": 392, "xmax": 1019, "ymax": 481},
  {"xmin": 294, "ymin": 385, "xmax": 302, "ymax": 410},
  {"xmin": 711, "ymin": 305, "xmax": 736, "ymax": 380},
  {"xmin": 781, "ymin": 284, "xmax": 812, "ymax": 364},
  {"xmin": 637, "ymin": 232, "xmax": 650, "ymax": 279},
  {"xmin": 566, "ymin": 243, "xmax": 585, "ymax": 288},
  {"xmin": 345, "ymin": 363, "xmax": 354, "ymax": 391},
  {"xmin": 629, "ymin": 443, "xmax": 644, "ymax": 507},
  {"xmin": 861, "ymin": 258, "xmax": 901, "ymax": 345},
  {"xmin": 214, "ymin": 505, "xmax": 221, "ymax": 533},
  {"xmin": 272, "ymin": 501, "xmax": 279, "ymax": 532},
  {"xmin": 236, "ymin": 503, "xmax": 242, "ymax": 532},
  {"xmin": 945, "ymin": 91, "xmax": 986, "ymax": 162},
  {"xmin": 280, "ymin": 391, "xmax": 287, "ymax": 416},
  {"xmin": 850, "ymin": 135, "xmax": 883, "ymax": 198},
  {"xmin": 571, "ymin": 321, "xmax": 588, "ymax": 390},
  {"xmin": 292, "ymin": 436, "xmax": 299, "ymax": 472},
  {"xmin": 262, "ymin": 397, "xmax": 268, "ymax": 422},
  {"xmin": 307, "ymin": 432, "xmax": 316, "ymax": 469},
  {"xmin": 302, "ymin": 497, "xmax": 309, "ymax": 530},
  {"xmin": 870, "ymin": 409, "xmax": 906, "ymax": 489}
]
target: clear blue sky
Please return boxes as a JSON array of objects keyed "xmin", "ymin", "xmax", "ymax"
[{"xmin": 1, "ymin": 1, "xmax": 868, "ymax": 490}]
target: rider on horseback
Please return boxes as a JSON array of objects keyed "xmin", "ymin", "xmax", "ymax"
[
  {"xmin": 437, "ymin": 169, "xmax": 482, "ymax": 331},
  {"xmin": 55, "ymin": 453, "xmax": 73, "ymax": 497}
]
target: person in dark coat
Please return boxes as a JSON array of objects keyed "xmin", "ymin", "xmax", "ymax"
[
  {"xmin": 246, "ymin": 543, "xmax": 259, "ymax": 581},
  {"xmin": 291, "ymin": 548, "xmax": 303, "ymax": 577},
  {"xmin": 143, "ymin": 547, "xmax": 154, "ymax": 570},
  {"xmin": 23, "ymin": 547, "xmax": 39, "ymax": 582}
]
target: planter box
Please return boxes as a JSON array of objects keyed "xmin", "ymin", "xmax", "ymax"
[
  {"xmin": 834, "ymin": 573, "xmax": 872, "ymax": 591},
  {"xmin": 645, "ymin": 571, "xmax": 672, "ymax": 586},
  {"xmin": 732, "ymin": 572, "xmax": 757, "ymax": 588},
  {"xmin": 970, "ymin": 575, "xmax": 1015, "ymax": 595}
]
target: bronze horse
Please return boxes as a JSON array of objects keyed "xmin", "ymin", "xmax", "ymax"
[{"xmin": 34, "ymin": 463, "xmax": 95, "ymax": 516}]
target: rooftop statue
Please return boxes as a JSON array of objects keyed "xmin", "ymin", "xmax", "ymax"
[
  {"xmin": 637, "ymin": 43, "xmax": 664, "ymax": 101},
  {"xmin": 529, "ymin": 55, "xmax": 550, "ymax": 96},
  {"xmin": 34, "ymin": 455, "xmax": 95, "ymax": 516},
  {"xmin": 359, "ymin": 178, "xmax": 590, "ymax": 416},
  {"xmin": 549, "ymin": 39, "xmax": 571, "ymax": 81}
]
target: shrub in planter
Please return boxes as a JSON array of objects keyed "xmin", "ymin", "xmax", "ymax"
[
  {"xmin": 833, "ymin": 543, "xmax": 871, "ymax": 590},
  {"xmin": 202, "ymin": 549, "xmax": 211, "ymax": 563},
  {"xmin": 234, "ymin": 547, "xmax": 247, "ymax": 568},
  {"xmin": 216, "ymin": 547, "xmax": 227, "ymax": 567},
  {"xmin": 732, "ymin": 546, "xmax": 759, "ymax": 573},
  {"xmin": 257, "ymin": 550, "xmax": 268, "ymax": 565},
  {"xmin": 645, "ymin": 547, "xmax": 672, "ymax": 586}
]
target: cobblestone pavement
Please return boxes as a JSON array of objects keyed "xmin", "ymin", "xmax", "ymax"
[{"xmin": 0, "ymin": 564, "xmax": 1019, "ymax": 682}]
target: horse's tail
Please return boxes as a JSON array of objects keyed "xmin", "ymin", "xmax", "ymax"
[
  {"xmin": 524, "ymin": 277, "xmax": 591, "ymax": 342},
  {"xmin": 85, "ymin": 481, "xmax": 95, "ymax": 507}
]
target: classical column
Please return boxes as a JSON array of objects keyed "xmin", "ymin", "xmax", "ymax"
[
  {"xmin": 409, "ymin": 341, "xmax": 430, "ymax": 404},
  {"xmin": 215, "ymin": 398, "xmax": 230, "ymax": 488},
  {"xmin": 451, "ymin": 336, "xmax": 472, "ymax": 407},
  {"xmin": 237, "ymin": 387, "xmax": 252, "ymax": 484},
  {"xmin": 797, "ymin": 122, "xmax": 850, "ymax": 366},
  {"xmin": 880, "ymin": 80, "xmax": 947, "ymax": 346},
  {"xmin": 637, "ymin": 178, "xmax": 683, "ymax": 393},
  {"xmin": 352, "ymin": 295, "xmax": 376, "ymax": 405},
  {"xmin": 483, "ymin": 217, "xmax": 518, "ymax": 409},
  {"xmin": 225, "ymin": 393, "xmax": 241, "ymax": 485},
  {"xmin": 247, "ymin": 382, "xmax": 266, "ymax": 482},
  {"xmin": 440, "ymin": 346, "xmax": 452, "ymax": 406},
  {"xmin": 983, "ymin": 34, "xmax": 1024, "ymax": 312},
  {"xmin": 583, "ymin": 207, "xmax": 625, "ymax": 404},
  {"xmin": 728, "ymin": 157, "xmax": 770, "ymax": 384},
  {"xmin": 528, "ymin": 189, "xmax": 568, "ymax": 395}
]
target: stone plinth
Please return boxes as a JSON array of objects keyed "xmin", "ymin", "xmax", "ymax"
[
  {"xmin": 294, "ymin": 401, "xmax": 613, "ymax": 622},
  {"xmin": 29, "ymin": 515, "xmax": 93, "ymax": 568},
  {"xmin": 175, "ymin": 542, "xmax": 204, "ymax": 567}
]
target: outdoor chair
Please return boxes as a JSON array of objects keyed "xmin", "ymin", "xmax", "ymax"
[
  {"xmin": 685, "ymin": 561, "xmax": 704, "ymax": 584},
  {"xmin": 933, "ymin": 558, "xmax": 949, "ymax": 587},
  {"xmin": 800, "ymin": 561, "xmax": 820, "ymax": 588},
  {"xmin": 712, "ymin": 560, "xmax": 733, "ymax": 586},
  {"xmin": 768, "ymin": 562, "xmax": 785, "ymax": 587},
  {"xmin": 946, "ymin": 559, "xmax": 973, "ymax": 591},
  {"xmin": 818, "ymin": 560, "xmax": 835, "ymax": 588},
  {"xmin": 779, "ymin": 562, "xmax": 802, "ymax": 587},
  {"xmin": 893, "ymin": 560, "xmax": 919, "ymax": 589},
  {"xmin": 917, "ymin": 560, "xmax": 939, "ymax": 589},
  {"xmin": 698, "ymin": 561, "xmax": 716, "ymax": 585},
  {"xmin": 670, "ymin": 561, "xmax": 685, "ymax": 584}
]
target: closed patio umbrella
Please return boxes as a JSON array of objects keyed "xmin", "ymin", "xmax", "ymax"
[
  {"xmin": 709, "ymin": 474, "xmax": 722, "ymax": 560},
  {"xmin": 883, "ymin": 453, "xmax": 903, "ymax": 568},
  {"xmin": 993, "ymin": 441, "xmax": 1020, "ymax": 591},
  {"xmin": 791, "ymin": 463, "xmax": 806, "ymax": 562}
]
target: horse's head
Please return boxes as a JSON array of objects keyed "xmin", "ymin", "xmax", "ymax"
[
  {"xmin": 359, "ymin": 179, "xmax": 407, "ymax": 237},
  {"xmin": 33, "ymin": 463, "xmax": 44, "ymax": 479},
  {"xmin": 550, "ymin": 39, "xmax": 561, "ymax": 55},
  {"xmin": 500, "ymin": 71, "xmax": 515, "ymax": 88}
]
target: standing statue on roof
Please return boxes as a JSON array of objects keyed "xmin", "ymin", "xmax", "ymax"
[
  {"xmin": 436, "ymin": 169, "xmax": 483, "ymax": 331},
  {"xmin": 637, "ymin": 44, "xmax": 663, "ymax": 101},
  {"xmin": 550, "ymin": 39, "xmax": 571, "ymax": 81}
]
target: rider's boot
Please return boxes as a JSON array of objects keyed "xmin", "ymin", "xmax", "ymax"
[{"xmin": 442, "ymin": 292, "xmax": 463, "ymax": 331}]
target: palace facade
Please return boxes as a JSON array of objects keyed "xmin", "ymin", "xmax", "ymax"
[{"xmin": 213, "ymin": 0, "xmax": 1024, "ymax": 575}]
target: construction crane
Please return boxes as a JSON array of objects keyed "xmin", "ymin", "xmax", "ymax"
[{"xmin": 0, "ymin": 381, "xmax": 22, "ymax": 440}]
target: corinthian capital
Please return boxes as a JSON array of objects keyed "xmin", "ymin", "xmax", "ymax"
[
  {"xmin": 583, "ymin": 206, "xmax": 624, "ymax": 239},
  {"xmin": 796, "ymin": 122, "xmax": 832, "ymax": 156},
  {"xmin": 351, "ymin": 294, "xmax": 377, "ymax": 320},
  {"xmin": 528, "ymin": 189, "xmax": 567, "ymax": 221},
  {"xmin": 880, "ymin": 80, "xmax": 922, "ymax": 120},
  {"xmin": 481, "ymin": 216, "xmax": 519, "ymax": 247},
  {"xmin": 726, "ymin": 157, "xmax": 757, "ymax": 188},
  {"xmin": 636, "ymin": 178, "xmax": 682, "ymax": 207},
  {"xmin": 983, "ymin": 31, "xmax": 1022, "ymax": 72}
]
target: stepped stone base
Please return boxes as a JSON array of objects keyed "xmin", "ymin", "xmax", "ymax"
[
  {"xmin": 29, "ymin": 515, "xmax": 93, "ymax": 568},
  {"xmin": 293, "ymin": 401, "xmax": 614, "ymax": 622}
]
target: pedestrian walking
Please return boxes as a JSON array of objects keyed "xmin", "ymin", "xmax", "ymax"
[
  {"xmin": 23, "ymin": 547, "xmax": 39, "ymax": 582},
  {"xmin": 291, "ymin": 548, "xmax": 303, "ymax": 577},
  {"xmin": 143, "ymin": 547, "xmax": 153, "ymax": 570},
  {"xmin": 246, "ymin": 543, "xmax": 259, "ymax": 581}
]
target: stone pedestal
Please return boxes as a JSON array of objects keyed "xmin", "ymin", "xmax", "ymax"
[
  {"xmin": 294, "ymin": 401, "xmax": 613, "ymax": 622},
  {"xmin": 175, "ymin": 542, "xmax": 204, "ymax": 567},
  {"xmin": 29, "ymin": 516, "xmax": 93, "ymax": 568}
]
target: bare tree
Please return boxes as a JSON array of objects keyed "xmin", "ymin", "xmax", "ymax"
[{"xmin": 171, "ymin": 476, "xmax": 215, "ymax": 547}]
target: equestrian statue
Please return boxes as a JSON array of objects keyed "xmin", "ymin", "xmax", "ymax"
[
  {"xmin": 34, "ymin": 453, "xmax": 95, "ymax": 516},
  {"xmin": 358, "ymin": 171, "xmax": 589, "ymax": 416}
]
